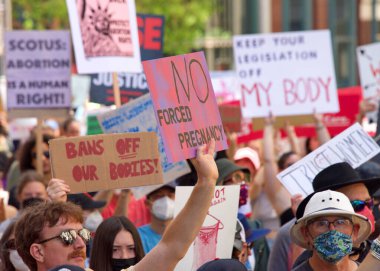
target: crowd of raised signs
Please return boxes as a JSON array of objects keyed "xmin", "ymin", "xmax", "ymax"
[{"xmin": 0, "ymin": 97, "xmax": 380, "ymax": 271}]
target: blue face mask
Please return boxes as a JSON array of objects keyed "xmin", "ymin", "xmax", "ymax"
[{"xmin": 313, "ymin": 230, "xmax": 353, "ymax": 264}]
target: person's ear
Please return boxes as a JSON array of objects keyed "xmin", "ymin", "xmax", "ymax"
[
  {"xmin": 352, "ymin": 224, "xmax": 360, "ymax": 241},
  {"xmin": 30, "ymin": 243, "xmax": 44, "ymax": 263}
]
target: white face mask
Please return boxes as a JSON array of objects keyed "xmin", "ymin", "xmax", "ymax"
[
  {"xmin": 10, "ymin": 250, "xmax": 30, "ymax": 271},
  {"xmin": 152, "ymin": 196, "xmax": 175, "ymax": 221},
  {"xmin": 84, "ymin": 210, "xmax": 103, "ymax": 232}
]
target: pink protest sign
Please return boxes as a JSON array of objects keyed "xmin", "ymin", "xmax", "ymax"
[{"xmin": 143, "ymin": 52, "xmax": 228, "ymax": 163}]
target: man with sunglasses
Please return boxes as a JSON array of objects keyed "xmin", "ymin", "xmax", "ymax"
[{"xmin": 14, "ymin": 201, "xmax": 91, "ymax": 271}]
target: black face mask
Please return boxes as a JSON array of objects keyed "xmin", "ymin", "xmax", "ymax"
[
  {"xmin": 111, "ymin": 257, "xmax": 137, "ymax": 271},
  {"xmin": 22, "ymin": 197, "xmax": 44, "ymax": 209}
]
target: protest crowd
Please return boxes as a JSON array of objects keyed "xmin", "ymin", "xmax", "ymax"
[{"xmin": 3, "ymin": 1, "xmax": 380, "ymax": 271}]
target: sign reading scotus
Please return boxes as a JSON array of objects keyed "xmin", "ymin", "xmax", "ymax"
[{"xmin": 5, "ymin": 31, "xmax": 71, "ymax": 110}]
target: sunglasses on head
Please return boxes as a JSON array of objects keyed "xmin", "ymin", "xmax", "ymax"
[
  {"xmin": 38, "ymin": 228, "xmax": 91, "ymax": 246},
  {"xmin": 31, "ymin": 151, "xmax": 50, "ymax": 159},
  {"xmin": 351, "ymin": 199, "xmax": 374, "ymax": 212}
]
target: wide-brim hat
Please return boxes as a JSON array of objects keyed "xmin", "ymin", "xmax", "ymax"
[
  {"xmin": 313, "ymin": 162, "xmax": 380, "ymax": 196},
  {"xmin": 290, "ymin": 190, "xmax": 371, "ymax": 249},
  {"xmin": 197, "ymin": 259, "xmax": 247, "ymax": 271},
  {"xmin": 215, "ymin": 158, "xmax": 250, "ymax": 185}
]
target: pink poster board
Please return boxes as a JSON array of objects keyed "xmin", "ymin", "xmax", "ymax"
[{"xmin": 143, "ymin": 52, "xmax": 228, "ymax": 163}]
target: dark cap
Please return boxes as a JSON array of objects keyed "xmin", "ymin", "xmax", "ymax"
[
  {"xmin": 197, "ymin": 259, "xmax": 247, "ymax": 271},
  {"xmin": 67, "ymin": 193, "xmax": 106, "ymax": 210},
  {"xmin": 313, "ymin": 162, "xmax": 380, "ymax": 196},
  {"xmin": 215, "ymin": 158, "xmax": 250, "ymax": 185},
  {"xmin": 48, "ymin": 265, "xmax": 86, "ymax": 271},
  {"xmin": 238, "ymin": 213, "xmax": 270, "ymax": 243}
]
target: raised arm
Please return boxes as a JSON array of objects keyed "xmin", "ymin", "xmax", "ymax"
[
  {"xmin": 313, "ymin": 112, "xmax": 330, "ymax": 145},
  {"xmin": 284, "ymin": 121, "xmax": 301, "ymax": 155},
  {"xmin": 262, "ymin": 115, "xmax": 291, "ymax": 216},
  {"xmin": 134, "ymin": 140, "xmax": 218, "ymax": 271}
]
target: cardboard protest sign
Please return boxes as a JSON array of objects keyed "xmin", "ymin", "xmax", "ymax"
[
  {"xmin": 356, "ymin": 42, "xmax": 380, "ymax": 123},
  {"xmin": 50, "ymin": 132, "xmax": 163, "ymax": 193},
  {"xmin": 174, "ymin": 186, "xmax": 240, "ymax": 271},
  {"xmin": 218, "ymin": 103, "xmax": 242, "ymax": 133},
  {"xmin": 97, "ymin": 94, "xmax": 191, "ymax": 198},
  {"xmin": 5, "ymin": 31, "xmax": 71, "ymax": 114},
  {"xmin": 89, "ymin": 14, "xmax": 165, "ymax": 106},
  {"xmin": 143, "ymin": 51, "xmax": 228, "ymax": 163},
  {"xmin": 66, "ymin": 0, "xmax": 141, "ymax": 74},
  {"xmin": 277, "ymin": 123, "xmax": 380, "ymax": 197},
  {"xmin": 233, "ymin": 30, "xmax": 339, "ymax": 118}
]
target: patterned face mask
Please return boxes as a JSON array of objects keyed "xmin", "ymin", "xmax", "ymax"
[{"xmin": 313, "ymin": 230, "xmax": 353, "ymax": 264}]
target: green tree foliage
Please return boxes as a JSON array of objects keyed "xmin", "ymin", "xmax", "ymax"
[
  {"xmin": 135, "ymin": 0, "xmax": 213, "ymax": 55},
  {"xmin": 12, "ymin": 0, "xmax": 213, "ymax": 56},
  {"xmin": 12, "ymin": 0, "xmax": 69, "ymax": 30}
]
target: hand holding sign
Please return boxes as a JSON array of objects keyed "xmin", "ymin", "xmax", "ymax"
[
  {"xmin": 191, "ymin": 139, "xmax": 218, "ymax": 184},
  {"xmin": 47, "ymin": 178, "xmax": 71, "ymax": 202}
]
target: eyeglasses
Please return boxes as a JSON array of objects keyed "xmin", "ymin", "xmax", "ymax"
[
  {"xmin": 351, "ymin": 199, "xmax": 374, "ymax": 212},
  {"xmin": 3, "ymin": 239, "xmax": 16, "ymax": 251},
  {"xmin": 31, "ymin": 151, "xmax": 50, "ymax": 159},
  {"xmin": 223, "ymin": 171, "xmax": 247, "ymax": 185},
  {"xmin": 38, "ymin": 228, "xmax": 91, "ymax": 246},
  {"xmin": 307, "ymin": 218, "xmax": 353, "ymax": 233}
]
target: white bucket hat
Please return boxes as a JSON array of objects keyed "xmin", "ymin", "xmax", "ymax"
[{"xmin": 290, "ymin": 190, "xmax": 371, "ymax": 249}]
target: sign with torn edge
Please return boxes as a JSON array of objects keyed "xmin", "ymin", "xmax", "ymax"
[
  {"xmin": 277, "ymin": 123, "xmax": 380, "ymax": 197},
  {"xmin": 49, "ymin": 132, "xmax": 163, "ymax": 193}
]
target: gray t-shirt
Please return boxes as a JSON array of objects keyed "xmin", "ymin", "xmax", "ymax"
[{"xmin": 267, "ymin": 218, "xmax": 294, "ymax": 271}]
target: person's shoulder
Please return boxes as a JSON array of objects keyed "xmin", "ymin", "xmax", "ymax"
[{"xmin": 121, "ymin": 266, "xmax": 135, "ymax": 271}]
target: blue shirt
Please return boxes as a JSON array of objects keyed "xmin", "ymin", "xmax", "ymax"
[{"xmin": 137, "ymin": 224, "xmax": 162, "ymax": 253}]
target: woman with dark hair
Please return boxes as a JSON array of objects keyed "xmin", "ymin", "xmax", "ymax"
[
  {"xmin": 7, "ymin": 134, "xmax": 53, "ymax": 209},
  {"xmin": 90, "ymin": 216, "xmax": 144, "ymax": 271},
  {"xmin": 18, "ymin": 134, "xmax": 54, "ymax": 181},
  {"xmin": 0, "ymin": 221, "xmax": 29, "ymax": 271}
]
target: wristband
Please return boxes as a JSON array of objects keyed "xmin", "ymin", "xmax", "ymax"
[{"xmin": 370, "ymin": 239, "xmax": 380, "ymax": 261}]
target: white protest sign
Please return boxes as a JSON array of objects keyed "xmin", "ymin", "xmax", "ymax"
[
  {"xmin": 174, "ymin": 186, "xmax": 239, "ymax": 271},
  {"xmin": 233, "ymin": 30, "xmax": 339, "ymax": 118},
  {"xmin": 5, "ymin": 30, "xmax": 71, "ymax": 110},
  {"xmin": 66, "ymin": 0, "xmax": 141, "ymax": 74},
  {"xmin": 356, "ymin": 42, "xmax": 380, "ymax": 123},
  {"xmin": 277, "ymin": 123, "xmax": 380, "ymax": 197},
  {"xmin": 210, "ymin": 71, "xmax": 240, "ymax": 102},
  {"xmin": 97, "ymin": 94, "xmax": 191, "ymax": 198}
]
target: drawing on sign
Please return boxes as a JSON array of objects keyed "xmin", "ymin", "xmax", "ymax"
[
  {"xmin": 76, "ymin": 0, "xmax": 133, "ymax": 58},
  {"xmin": 191, "ymin": 212, "xmax": 224, "ymax": 271}
]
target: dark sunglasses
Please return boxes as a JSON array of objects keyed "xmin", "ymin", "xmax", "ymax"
[
  {"xmin": 351, "ymin": 199, "xmax": 374, "ymax": 212},
  {"xmin": 31, "ymin": 151, "xmax": 50, "ymax": 159},
  {"xmin": 38, "ymin": 228, "xmax": 91, "ymax": 246},
  {"xmin": 3, "ymin": 239, "xmax": 16, "ymax": 251}
]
